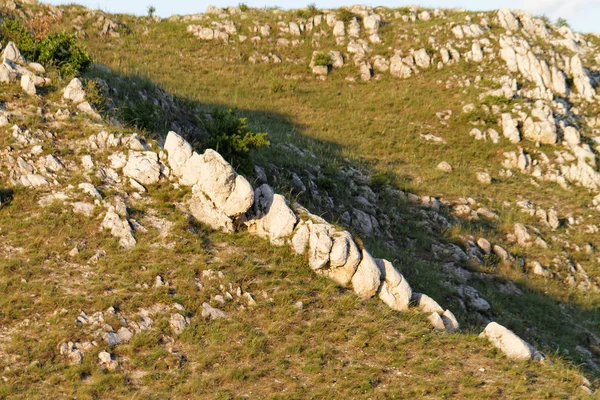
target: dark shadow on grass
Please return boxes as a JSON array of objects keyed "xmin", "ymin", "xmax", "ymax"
[{"xmin": 80, "ymin": 62, "xmax": 600, "ymax": 379}]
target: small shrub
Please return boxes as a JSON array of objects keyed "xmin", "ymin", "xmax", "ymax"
[
  {"xmin": 296, "ymin": 4, "xmax": 318, "ymax": 19},
  {"xmin": 313, "ymin": 52, "xmax": 332, "ymax": 67},
  {"xmin": 337, "ymin": 8, "xmax": 357, "ymax": 23},
  {"xmin": 0, "ymin": 19, "xmax": 38, "ymax": 60},
  {"xmin": 147, "ymin": 5, "xmax": 156, "ymax": 18},
  {"xmin": 370, "ymin": 171, "xmax": 393, "ymax": 192},
  {"xmin": 24, "ymin": 15, "xmax": 58, "ymax": 41},
  {"xmin": 205, "ymin": 109, "xmax": 270, "ymax": 160},
  {"xmin": 238, "ymin": 3, "xmax": 249, "ymax": 12},
  {"xmin": 84, "ymin": 79, "xmax": 108, "ymax": 113},
  {"xmin": 37, "ymin": 32, "xmax": 92, "ymax": 77},
  {"xmin": 556, "ymin": 17, "xmax": 569, "ymax": 28},
  {"xmin": 538, "ymin": 14, "xmax": 550, "ymax": 26},
  {"xmin": 481, "ymin": 95, "xmax": 512, "ymax": 107}
]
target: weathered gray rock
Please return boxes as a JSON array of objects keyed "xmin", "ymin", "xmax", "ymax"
[
  {"xmin": 123, "ymin": 151, "xmax": 161, "ymax": 186},
  {"xmin": 308, "ymin": 223, "xmax": 334, "ymax": 270},
  {"xmin": 471, "ymin": 41, "xmax": 484, "ymax": 63},
  {"xmin": 164, "ymin": 131, "xmax": 193, "ymax": 177},
  {"xmin": 481, "ymin": 322, "xmax": 541, "ymax": 361},
  {"xmin": 321, "ymin": 230, "xmax": 361, "ymax": 286},
  {"xmin": 333, "ymin": 20, "xmax": 345, "ymax": 37},
  {"xmin": 0, "ymin": 62, "xmax": 17, "ymax": 82},
  {"xmin": 169, "ymin": 313, "xmax": 189, "ymax": 334},
  {"xmin": 564, "ymin": 126, "xmax": 581, "ymax": 148},
  {"xmin": 188, "ymin": 191, "xmax": 235, "ymax": 232},
  {"xmin": 429, "ymin": 312, "xmax": 446, "ymax": 330},
  {"xmin": 458, "ymin": 285, "xmax": 491, "ymax": 312},
  {"xmin": 2, "ymin": 42, "xmax": 25, "ymax": 64},
  {"xmin": 329, "ymin": 51, "xmax": 344, "ymax": 69},
  {"xmin": 101, "ymin": 207, "xmax": 136, "ymax": 249},
  {"xmin": 63, "ymin": 78, "xmax": 86, "ymax": 104},
  {"xmin": 437, "ymin": 161, "xmax": 452, "ymax": 173},
  {"xmin": 571, "ymin": 55, "xmax": 595, "ymax": 101},
  {"xmin": 413, "ymin": 293, "xmax": 444, "ymax": 314},
  {"xmin": 501, "ymin": 113, "xmax": 521, "ymax": 143},
  {"xmin": 514, "ymin": 223, "xmax": 531, "ymax": 246},
  {"xmin": 442, "ymin": 309, "xmax": 459, "ymax": 332},
  {"xmin": 72, "ymin": 202, "xmax": 95, "ymax": 217},
  {"xmin": 390, "ymin": 54, "xmax": 412, "ymax": 79},
  {"xmin": 251, "ymin": 184, "xmax": 297, "ymax": 245},
  {"xmin": 20, "ymin": 74, "xmax": 36, "ymax": 96},
  {"xmin": 291, "ymin": 221, "xmax": 310, "ymax": 254},
  {"xmin": 414, "ymin": 48, "xmax": 431, "ymax": 69},
  {"xmin": 522, "ymin": 101, "xmax": 557, "ymax": 144},
  {"xmin": 497, "ymin": 9, "xmax": 520, "ymax": 31},
  {"xmin": 19, "ymin": 174, "xmax": 49, "ymax": 187},
  {"xmin": 201, "ymin": 302, "xmax": 226, "ymax": 320},
  {"xmin": 377, "ymin": 258, "xmax": 412, "ymax": 311},
  {"xmin": 351, "ymin": 249, "xmax": 381, "ymax": 299}
]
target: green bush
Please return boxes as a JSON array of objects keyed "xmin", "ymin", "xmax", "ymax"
[
  {"xmin": 37, "ymin": 32, "xmax": 92, "ymax": 77},
  {"xmin": 84, "ymin": 79, "xmax": 108, "ymax": 113},
  {"xmin": 556, "ymin": 17, "xmax": 569, "ymax": 28},
  {"xmin": 205, "ymin": 109, "xmax": 270, "ymax": 159},
  {"xmin": 337, "ymin": 8, "xmax": 357, "ymax": 23},
  {"xmin": 0, "ymin": 19, "xmax": 38, "ymax": 60},
  {"xmin": 238, "ymin": 3, "xmax": 249, "ymax": 12},
  {"xmin": 313, "ymin": 52, "xmax": 332, "ymax": 67},
  {"xmin": 296, "ymin": 4, "xmax": 318, "ymax": 19},
  {"xmin": 0, "ymin": 20, "xmax": 92, "ymax": 77}
]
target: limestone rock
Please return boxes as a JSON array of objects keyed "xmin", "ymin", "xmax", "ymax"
[
  {"xmin": 308, "ymin": 223, "xmax": 334, "ymax": 271},
  {"xmin": 429, "ymin": 312, "xmax": 446, "ymax": 330},
  {"xmin": 251, "ymin": 184, "xmax": 297, "ymax": 245},
  {"xmin": 414, "ymin": 48, "xmax": 431, "ymax": 69},
  {"xmin": 169, "ymin": 313, "xmax": 189, "ymax": 334},
  {"xmin": 390, "ymin": 54, "xmax": 412, "ymax": 79},
  {"xmin": 123, "ymin": 151, "xmax": 161, "ymax": 186},
  {"xmin": 376, "ymin": 258, "xmax": 412, "ymax": 311},
  {"xmin": 497, "ymin": 9, "xmax": 520, "ymax": 31},
  {"xmin": 351, "ymin": 249, "xmax": 381, "ymax": 299},
  {"xmin": 291, "ymin": 221, "xmax": 310, "ymax": 254},
  {"xmin": 101, "ymin": 208, "xmax": 136, "ymax": 249},
  {"xmin": 501, "ymin": 113, "xmax": 521, "ymax": 143},
  {"xmin": 2, "ymin": 41, "xmax": 25, "ymax": 64},
  {"xmin": 20, "ymin": 74, "xmax": 36, "ymax": 96},
  {"xmin": 442, "ymin": 309, "xmax": 460, "ymax": 332},
  {"xmin": 321, "ymin": 230, "xmax": 361, "ymax": 287},
  {"xmin": 413, "ymin": 293, "xmax": 444, "ymax": 314},
  {"xmin": 188, "ymin": 191, "xmax": 235, "ymax": 232},
  {"xmin": 63, "ymin": 78, "xmax": 86, "ymax": 104},
  {"xmin": 19, "ymin": 174, "xmax": 49, "ymax": 187},
  {"xmin": 437, "ymin": 162, "xmax": 452, "ymax": 173},
  {"xmin": 571, "ymin": 55, "xmax": 595, "ymax": 101},
  {"xmin": 202, "ymin": 302, "xmax": 227, "ymax": 320},
  {"xmin": 480, "ymin": 322, "xmax": 541, "ymax": 361},
  {"xmin": 0, "ymin": 62, "xmax": 17, "ymax": 83}
]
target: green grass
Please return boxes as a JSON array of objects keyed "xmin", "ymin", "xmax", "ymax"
[{"xmin": 0, "ymin": 2, "xmax": 599, "ymax": 397}]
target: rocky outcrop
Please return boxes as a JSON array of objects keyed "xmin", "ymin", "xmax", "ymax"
[
  {"xmin": 481, "ymin": 322, "xmax": 542, "ymax": 361},
  {"xmin": 63, "ymin": 78, "xmax": 87, "ymax": 104}
]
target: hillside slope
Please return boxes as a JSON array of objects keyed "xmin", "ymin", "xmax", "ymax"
[{"xmin": 0, "ymin": 0, "xmax": 599, "ymax": 398}]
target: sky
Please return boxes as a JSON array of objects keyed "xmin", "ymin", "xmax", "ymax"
[{"xmin": 44, "ymin": 0, "xmax": 600, "ymax": 34}]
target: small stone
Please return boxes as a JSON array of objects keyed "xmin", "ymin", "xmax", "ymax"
[
  {"xmin": 476, "ymin": 172, "xmax": 492, "ymax": 184},
  {"xmin": 437, "ymin": 161, "xmax": 453, "ymax": 172}
]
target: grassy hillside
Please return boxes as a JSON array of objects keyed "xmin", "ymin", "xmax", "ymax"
[{"xmin": 0, "ymin": 1, "xmax": 599, "ymax": 398}]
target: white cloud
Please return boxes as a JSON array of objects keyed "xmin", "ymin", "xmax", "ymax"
[{"xmin": 521, "ymin": 0, "xmax": 600, "ymax": 20}]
